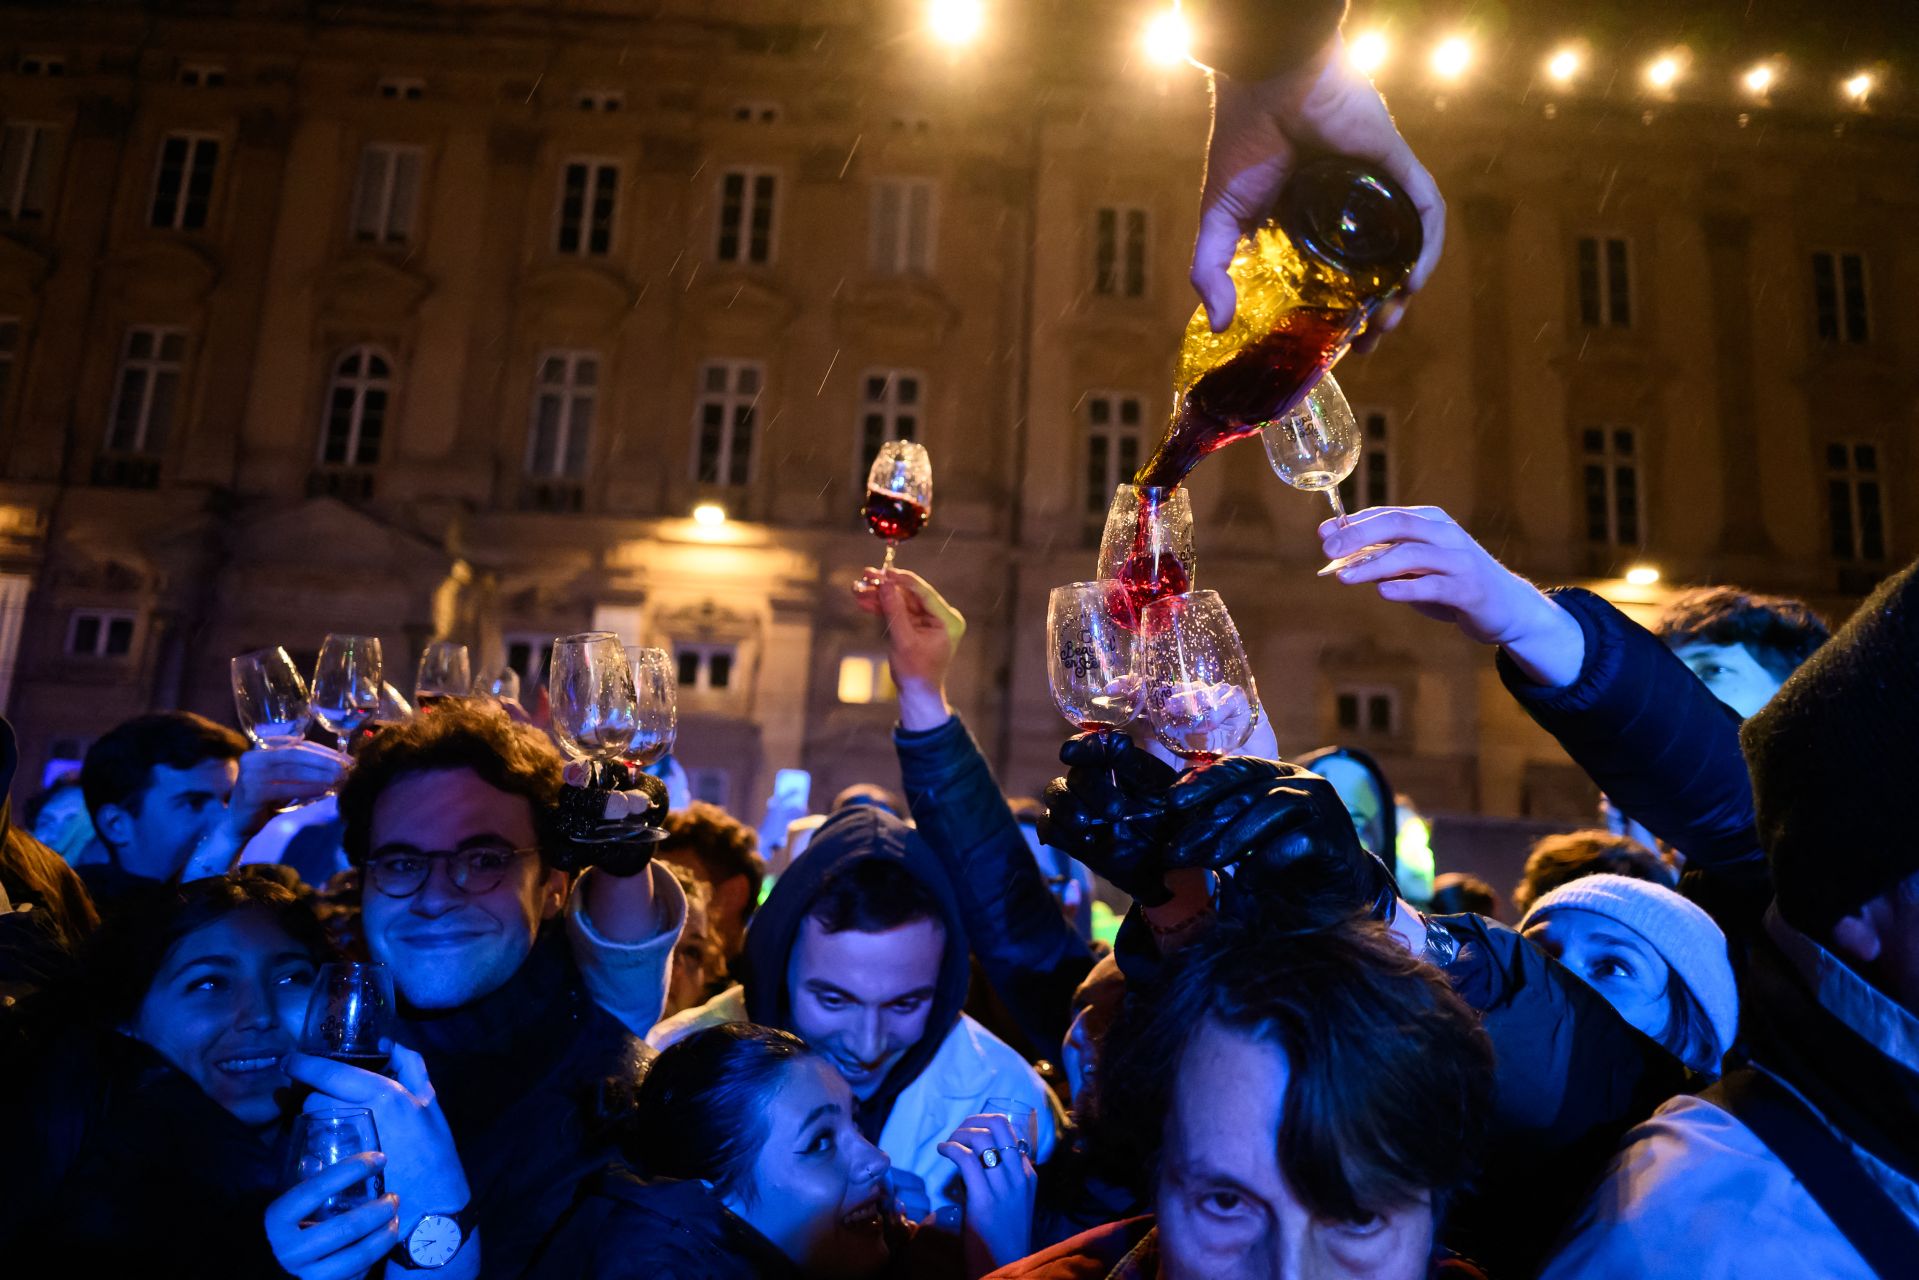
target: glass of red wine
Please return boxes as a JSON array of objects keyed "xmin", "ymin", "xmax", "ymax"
[
  {"xmin": 1047, "ymin": 583, "xmax": 1143, "ymax": 732},
  {"xmin": 1095, "ymin": 484, "xmax": 1195, "ymax": 628},
  {"xmin": 298, "ymin": 961, "xmax": 397, "ymax": 1073},
  {"xmin": 1138, "ymin": 589, "xmax": 1261, "ymax": 767},
  {"xmin": 414, "ymin": 641, "xmax": 471, "ymax": 711},
  {"xmin": 862, "ymin": 440, "xmax": 933, "ymax": 571}
]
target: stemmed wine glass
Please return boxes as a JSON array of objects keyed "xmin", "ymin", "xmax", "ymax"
[
  {"xmin": 627, "ymin": 646, "xmax": 679, "ymax": 768},
  {"xmin": 1095, "ymin": 484, "xmax": 1196, "ymax": 627},
  {"xmin": 1257, "ymin": 372, "xmax": 1390, "ymax": 576},
  {"xmin": 476, "ymin": 665, "xmax": 522, "ymax": 704},
  {"xmin": 414, "ymin": 641, "xmax": 471, "ymax": 711},
  {"xmin": 311, "ymin": 634, "xmax": 382, "ymax": 752},
  {"xmin": 1138, "ymin": 589, "xmax": 1261, "ymax": 766},
  {"xmin": 231, "ymin": 647, "xmax": 313, "ymax": 749},
  {"xmin": 285, "ymin": 1109, "xmax": 383, "ymax": 1224},
  {"xmin": 862, "ymin": 440, "xmax": 933, "ymax": 571},
  {"xmin": 1047, "ymin": 583, "xmax": 1144, "ymax": 732},
  {"xmin": 298, "ymin": 961, "xmax": 397, "ymax": 1073}
]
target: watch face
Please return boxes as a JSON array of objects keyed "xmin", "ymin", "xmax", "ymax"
[{"xmin": 407, "ymin": 1214, "xmax": 462, "ymax": 1267}]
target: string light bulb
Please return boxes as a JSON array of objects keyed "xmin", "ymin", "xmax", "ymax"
[
  {"xmin": 1843, "ymin": 72, "xmax": 1874, "ymax": 104},
  {"xmin": 1431, "ymin": 36, "xmax": 1472, "ymax": 82},
  {"xmin": 1349, "ymin": 30, "xmax": 1389, "ymax": 76},
  {"xmin": 1743, "ymin": 62, "xmax": 1775, "ymax": 96},
  {"xmin": 1646, "ymin": 54, "xmax": 1682, "ymax": 91},
  {"xmin": 1142, "ymin": 9, "xmax": 1191, "ymax": 67},
  {"xmin": 927, "ymin": 0, "xmax": 983, "ymax": 47},
  {"xmin": 1546, "ymin": 47, "xmax": 1582, "ymax": 85}
]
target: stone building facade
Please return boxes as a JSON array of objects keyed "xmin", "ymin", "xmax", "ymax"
[{"xmin": 0, "ymin": 1, "xmax": 1912, "ymax": 850}]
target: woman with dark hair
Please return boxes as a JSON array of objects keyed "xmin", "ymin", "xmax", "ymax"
[
  {"xmin": 0, "ymin": 870, "xmax": 332, "ymax": 1273},
  {"xmin": 532, "ymin": 1022, "xmax": 1037, "ymax": 1279}
]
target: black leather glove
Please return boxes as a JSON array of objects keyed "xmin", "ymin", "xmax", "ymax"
[
  {"xmin": 1038, "ymin": 730, "xmax": 1180, "ymax": 906},
  {"xmin": 1162, "ymin": 757, "xmax": 1398, "ymax": 924},
  {"xmin": 553, "ymin": 762, "xmax": 668, "ymax": 877}
]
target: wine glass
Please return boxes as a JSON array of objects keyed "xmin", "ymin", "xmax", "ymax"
[
  {"xmin": 231, "ymin": 648, "xmax": 313, "ymax": 749},
  {"xmin": 298, "ymin": 961, "xmax": 397, "ymax": 1072},
  {"xmin": 1257, "ymin": 372, "xmax": 1390, "ymax": 576},
  {"xmin": 1047, "ymin": 583, "xmax": 1143, "ymax": 732},
  {"xmin": 1138, "ymin": 590, "xmax": 1261, "ymax": 766},
  {"xmin": 1095, "ymin": 484, "xmax": 1196, "ymax": 628},
  {"xmin": 414, "ymin": 641, "xmax": 471, "ymax": 710},
  {"xmin": 862, "ymin": 440, "xmax": 933, "ymax": 571},
  {"xmin": 476, "ymin": 665, "xmax": 522, "ymax": 704},
  {"xmin": 549, "ymin": 633, "xmax": 638, "ymax": 766},
  {"xmin": 627, "ymin": 646, "xmax": 679, "ymax": 768},
  {"xmin": 285, "ymin": 1108, "xmax": 383, "ymax": 1224},
  {"xmin": 311, "ymin": 635, "xmax": 382, "ymax": 752}
]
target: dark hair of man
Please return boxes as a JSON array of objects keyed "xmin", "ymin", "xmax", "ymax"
[
  {"xmin": 1511, "ymin": 830, "xmax": 1675, "ymax": 919},
  {"xmin": 79, "ymin": 868, "xmax": 331, "ymax": 1028},
  {"xmin": 1653, "ymin": 585, "xmax": 1830, "ymax": 683},
  {"xmin": 660, "ymin": 801, "xmax": 765, "ymax": 921},
  {"xmin": 1427, "ymin": 872, "xmax": 1500, "ymax": 919},
  {"xmin": 80, "ymin": 713, "xmax": 246, "ymax": 821},
  {"xmin": 337, "ymin": 701, "xmax": 564, "ymax": 866},
  {"xmin": 628, "ymin": 1022, "xmax": 812, "ymax": 1199},
  {"xmin": 1086, "ymin": 916, "xmax": 1494, "ymax": 1225},
  {"xmin": 806, "ymin": 857, "xmax": 942, "ymax": 935}
]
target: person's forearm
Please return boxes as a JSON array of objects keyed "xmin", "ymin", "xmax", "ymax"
[
  {"xmin": 896, "ymin": 677, "xmax": 954, "ymax": 734},
  {"xmin": 580, "ymin": 860, "xmax": 660, "ymax": 943},
  {"xmin": 1497, "ymin": 591, "xmax": 1586, "ymax": 690}
]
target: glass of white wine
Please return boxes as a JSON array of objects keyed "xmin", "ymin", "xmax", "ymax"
[{"xmin": 1258, "ymin": 372, "xmax": 1389, "ymax": 576}]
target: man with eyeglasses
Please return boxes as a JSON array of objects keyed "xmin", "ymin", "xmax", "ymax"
[{"xmin": 335, "ymin": 702, "xmax": 684, "ymax": 1278}]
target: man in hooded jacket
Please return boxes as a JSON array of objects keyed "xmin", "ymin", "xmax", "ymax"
[{"xmin": 649, "ymin": 804, "xmax": 1056, "ymax": 1213}]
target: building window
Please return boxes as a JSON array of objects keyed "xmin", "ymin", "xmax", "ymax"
[
  {"xmin": 837, "ymin": 653, "xmax": 897, "ymax": 704},
  {"xmin": 676, "ymin": 642, "xmax": 737, "ymax": 692},
  {"xmin": 527, "ymin": 352, "xmax": 596, "ymax": 480},
  {"xmin": 1827, "ymin": 442, "xmax": 1886, "ymax": 563},
  {"xmin": 856, "ymin": 371, "xmax": 922, "ymax": 481},
  {"xmin": 504, "ymin": 635, "xmax": 555, "ymax": 693},
  {"xmin": 351, "ymin": 144, "xmax": 422, "ymax": 246},
  {"xmin": 577, "ymin": 89, "xmax": 624, "ymax": 112},
  {"xmin": 716, "ymin": 169, "xmax": 777, "ymax": 265},
  {"xmin": 0, "ymin": 318, "xmax": 16, "ymax": 426},
  {"xmin": 106, "ymin": 327, "xmax": 187, "ymax": 455},
  {"xmin": 67, "ymin": 610, "xmax": 136, "ymax": 659},
  {"xmin": 1812, "ymin": 250, "xmax": 1869, "ymax": 344},
  {"xmin": 731, "ymin": 101, "xmax": 781, "ymax": 123},
  {"xmin": 17, "ymin": 54, "xmax": 64, "ymax": 77},
  {"xmin": 1334, "ymin": 686, "xmax": 1401, "ymax": 736},
  {"xmin": 1581, "ymin": 427, "xmax": 1641, "ymax": 547},
  {"xmin": 149, "ymin": 133, "xmax": 220, "ymax": 230},
  {"xmin": 0, "ymin": 122, "xmax": 58, "ymax": 222},
  {"xmin": 1576, "ymin": 235, "xmax": 1632, "ymax": 328},
  {"xmin": 871, "ymin": 179, "xmax": 935, "ymax": 275},
  {"xmin": 1339, "ymin": 409, "xmax": 1391, "ymax": 513},
  {"xmin": 1094, "ymin": 205, "xmax": 1149, "ymax": 297},
  {"xmin": 1084, "ymin": 392, "xmax": 1144, "ymax": 516},
  {"xmin": 178, "ymin": 64, "xmax": 226, "ymax": 88},
  {"xmin": 378, "ymin": 77, "xmax": 425, "ymax": 101},
  {"xmin": 695, "ymin": 360, "xmax": 761, "ymax": 486},
  {"xmin": 555, "ymin": 160, "xmax": 619, "ymax": 257},
  {"xmin": 319, "ymin": 346, "xmax": 392, "ymax": 468}
]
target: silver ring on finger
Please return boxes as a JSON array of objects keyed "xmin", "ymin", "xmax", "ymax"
[
  {"xmin": 979, "ymin": 1146, "xmax": 1005, "ymax": 1170},
  {"xmin": 1014, "ymin": 1137, "xmax": 1031, "ymax": 1157}
]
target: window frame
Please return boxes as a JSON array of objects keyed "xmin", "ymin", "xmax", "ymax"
[
  {"xmin": 148, "ymin": 131, "xmax": 222, "ymax": 231},
  {"xmin": 577, "ymin": 89, "xmax": 625, "ymax": 112},
  {"xmin": 178, "ymin": 63, "xmax": 227, "ymax": 88},
  {"xmin": 0, "ymin": 120, "xmax": 59, "ymax": 222},
  {"xmin": 350, "ymin": 142, "xmax": 424, "ymax": 246},
  {"xmin": 675, "ymin": 641, "xmax": 739, "ymax": 693},
  {"xmin": 1333, "ymin": 684, "xmax": 1403, "ymax": 737},
  {"xmin": 1579, "ymin": 425, "xmax": 1644, "ymax": 549},
  {"xmin": 1093, "ymin": 203, "xmax": 1151, "ymax": 299},
  {"xmin": 714, "ymin": 167, "xmax": 780, "ymax": 266},
  {"xmin": 1811, "ymin": 248, "xmax": 1870, "ymax": 344},
  {"xmin": 318, "ymin": 345, "xmax": 394, "ymax": 469},
  {"xmin": 1825, "ymin": 439, "xmax": 1888, "ymax": 563},
  {"xmin": 870, "ymin": 177, "xmax": 937, "ymax": 276},
  {"xmin": 1575, "ymin": 233, "xmax": 1634, "ymax": 329},
  {"xmin": 836, "ymin": 652, "xmax": 898, "ymax": 705},
  {"xmin": 378, "ymin": 77, "xmax": 426, "ymax": 101},
  {"xmin": 854, "ymin": 368, "xmax": 925, "ymax": 486},
  {"xmin": 553, "ymin": 156, "xmax": 621, "ymax": 258},
  {"xmin": 65, "ymin": 608, "xmax": 138, "ymax": 659},
  {"xmin": 1340, "ymin": 408, "xmax": 1393, "ymax": 513},
  {"xmin": 104, "ymin": 325, "xmax": 189, "ymax": 456},
  {"xmin": 693, "ymin": 359, "xmax": 764, "ymax": 487},
  {"xmin": 1083, "ymin": 390, "xmax": 1147, "ymax": 517},
  {"xmin": 525, "ymin": 350, "xmax": 599, "ymax": 481}
]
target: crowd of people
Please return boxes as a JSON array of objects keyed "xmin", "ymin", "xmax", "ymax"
[{"xmin": 2, "ymin": 3, "xmax": 1914, "ymax": 1277}]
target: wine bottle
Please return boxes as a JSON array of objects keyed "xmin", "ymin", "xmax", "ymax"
[{"xmin": 1136, "ymin": 157, "xmax": 1423, "ymax": 489}]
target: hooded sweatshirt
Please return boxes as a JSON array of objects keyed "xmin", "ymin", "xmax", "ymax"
[{"xmin": 650, "ymin": 805, "xmax": 1057, "ymax": 1209}]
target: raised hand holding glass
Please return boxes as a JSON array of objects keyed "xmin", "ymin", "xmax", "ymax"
[
  {"xmin": 285, "ymin": 1108, "xmax": 383, "ymax": 1225},
  {"xmin": 862, "ymin": 440, "xmax": 933, "ymax": 571}
]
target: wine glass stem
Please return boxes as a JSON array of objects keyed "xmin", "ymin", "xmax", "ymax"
[
  {"xmin": 1326, "ymin": 486, "xmax": 1350, "ymax": 529},
  {"xmin": 882, "ymin": 541, "xmax": 898, "ymax": 571}
]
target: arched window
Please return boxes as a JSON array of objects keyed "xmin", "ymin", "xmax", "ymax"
[{"xmin": 320, "ymin": 346, "xmax": 392, "ymax": 467}]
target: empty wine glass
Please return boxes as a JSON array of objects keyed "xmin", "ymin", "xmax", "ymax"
[
  {"xmin": 627, "ymin": 646, "xmax": 678, "ymax": 768},
  {"xmin": 311, "ymin": 635, "xmax": 382, "ymax": 752},
  {"xmin": 1138, "ymin": 589, "xmax": 1261, "ymax": 766},
  {"xmin": 414, "ymin": 641, "xmax": 471, "ymax": 710},
  {"xmin": 862, "ymin": 440, "xmax": 933, "ymax": 571},
  {"xmin": 1095, "ymin": 485, "xmax": 1196, "ymax": 628},
  {"xmin": 549, "ymin": 633, "xmax": 638, "ymax": 766},
  {"xmin": 1257, "ymin": 372, "xmax": 1390, "ymax": 576},
  {"xmin": 1047, "ymin": 583, "xmax": 1143, "ymax": 732},
  {"xmin": 285, "ymin": 1108, "xmax": 383, "ymax": 1224},
  {"xmin": 231, "ymin": 647, "xmax": 313, "ymax": 749},
  {"xmin": 298, "ymin": 962, "xmax": 397, "ymax": 1072},
  {"xmin": 476, "ymin": 665, "xmax": 522, "ymax": 704}
]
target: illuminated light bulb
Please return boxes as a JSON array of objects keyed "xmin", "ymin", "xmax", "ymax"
[
  {"xmin": 1844, "ymin": 72, "xmax": 1873, "ymax": 103},
  {"xmin": 1625, "ymin": 565, "xmax": 1661, "ymax": 587},
  {"xmin": 693, "ymin": 503, "xmax": 727, "ymax": 527},
  {"xmin": 927, "ymin": 0, "xmax": 983, "ymax": 47},
  {"xmin": 1744, "ymin": 63, "xmax": 1775, "ymax": 95},
  {"xmin": 1349, "ymin": 31, "xmax": 1389, "ymax": 76},
  {"xmin": 1142, "ymin": 9, "xmax": 1191, "ymax": 67},
  {"xmin": 1646, "ymin": 55, "xmax": 1681, "ymax": 90},
  {"xmin": 1431, "ymin": 36, "xmax": 1472, "ymax": 81},
  {"xmin": 1546, "ymin": 48, "xmax": 1581, "ymax": 85}
]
